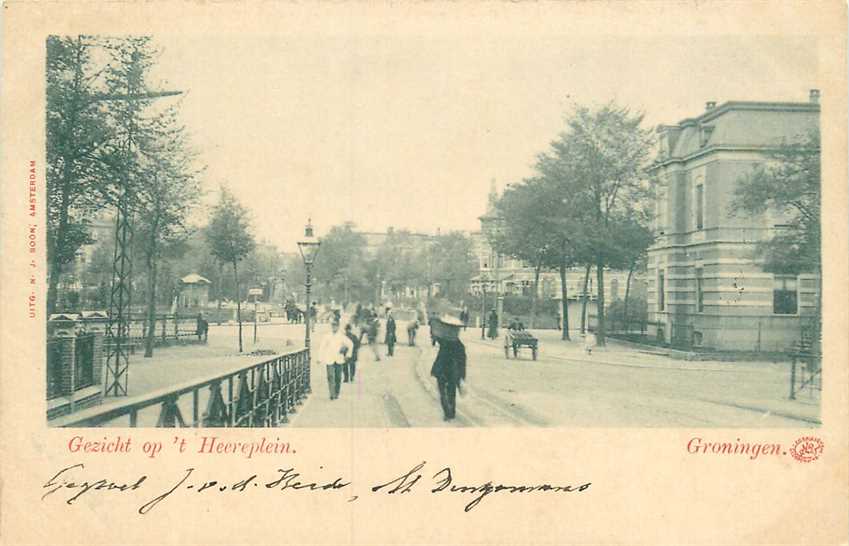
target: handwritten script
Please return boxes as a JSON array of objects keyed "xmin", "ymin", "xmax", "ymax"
[{"xmin": 42, "ymin": 462, "xmax": 591, "ymax": 514}]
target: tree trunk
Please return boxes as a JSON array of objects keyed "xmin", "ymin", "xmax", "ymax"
[
  {"xmin": 559, "ymin": 261, "xmax": 570, "ymax": 341},
  {"xmin": 233, "ymin": 260, "xmax": 243, "ymax": 353},
  {"xmin": 580, "ymin": 263, "xmax": 591, "ymax": 334},
  {"xmin": 529, "ymin": 254, "xmax": 543, "ymax": 330},
  {"xmin": 47, "ymin": 257, "xmax": 63, "ymax": 315},
  {"xmin": 143, "ymin": 248, "xmax": 157, "ymax": 358},
  {"xmin": 217, "ymin": 262, "xmax": 223, "ymax": 325},
  {"xmin": 595, "ymin": 255, "xmax": 606, "ymax": 346},
  {"xmin": 623, "ymin": 261, "xmax": 635, "ymax": 334},
  {"xmin": 47, "ymin": 44, "xmax": 83, "ymax": 315}
]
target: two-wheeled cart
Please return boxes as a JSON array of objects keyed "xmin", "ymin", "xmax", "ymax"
[{"xmin": 504, "ymin": 330, "xmax": 538, "ymax": 360}]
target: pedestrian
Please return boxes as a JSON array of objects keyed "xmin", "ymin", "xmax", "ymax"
[
  {"xmin": 428, "ymin": 313, "xmax": 438, "ymax": 346},
  {"xmin": 460, "ymin": 308, "xmax": 469, "ymax": 330},
  {"xmin": 487, "ymin": 308, "xmax": 499, "ymax": 340},
  {"xmin": 407, "ymin": 320, "xmax": 418, "ymax": 346},
  {"xmin": 367, "ymin": 317, "xmax": 381, "ymax": 362},
  {"xmin": 344, "ymin": 323, "xmax": 361, "ymax": 382},
  {"xmin": 196, "ymin": 313, "xmax": 209, "ymax": 342},
  {"xmin": 317, "ymin": 318, "xmax": 353, "ymax": 400},
  {"xmin": 583, "ymin": 328, "xmax": 597, "ymax": 355},
  {"xmin": 385, "ymin": 310, "xmax": 397, "ymax": 357},
  {"xmin": 430, "ymin": 314, "xmax": 466, "ymax": 421}
]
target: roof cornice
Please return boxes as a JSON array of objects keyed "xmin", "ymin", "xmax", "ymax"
[{"xmin": 674, "ymin": 100, "xmax": 820, "ymax": 128}]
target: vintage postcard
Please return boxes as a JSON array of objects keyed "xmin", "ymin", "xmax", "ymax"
[{"xmin": 1, "ymin": 1, "xmax": 847, "ymax": 544}]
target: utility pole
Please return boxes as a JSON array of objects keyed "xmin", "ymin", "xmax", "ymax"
[{"xmin": 101, "ymin": 60, "xmax": 182, "ymax": 396}]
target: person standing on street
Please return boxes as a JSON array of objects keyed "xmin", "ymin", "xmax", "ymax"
[
  {"xmin": 407, "ymin": 320, "xmax": 418, "ymax": 346},
  {"xmin": 317, "ymin": 318, "xmax": 353, "ymax": 400},
  {"xmin": 430, "ymin": 314, "xmax": 466, "ymax": 421},
  {"xmin": 196, "ymin": 313, "xmax": 209, "ymax": 343},
  {"xmin": 385, "ymin": 310, "xmax": 397, "ymax": 357},
  {"xmin": 367, "ymin": 316, "xmax": 381, "ymax": 362},
  {"xmin": 487, "ymin": 308, "xmax": 499, "ymax": 340},
  {"xmin": 344, "ymin": 323, "xmax": 361, "ymax": 382}
]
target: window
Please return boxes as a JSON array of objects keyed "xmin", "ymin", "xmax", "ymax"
[
  {"xmin": 699, "ymin": 125, "xmax": 714, "ymax": 147},
  {"xmin": 695, "ymin": 268, "xmax": 704, "ymax": 312},
  {"xmin": 658, "ymin": 272, "xmax": 665, "ymax": 311},
  {"xmin": 695, "ymin": 183, "xmax": 704, "ymax": 230},
  {"xmin": 656, "ymin": 187, "xmax": 667, "ymax": 235},
  {"xmin": 773, "ymin": 275, "xmax": 798, "ymax": 315}
]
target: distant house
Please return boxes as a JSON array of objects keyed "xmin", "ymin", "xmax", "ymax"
[
  {"xmin": 471, "ymin": 180, "xmax": 635, "ymax": 305},
  {"xmin": 179, "ymin": 274, "xmax": 211, "ymax": 309},
  {"xmin": 647, "ymin": 91, "xmax": 820, "ymax": 350}
]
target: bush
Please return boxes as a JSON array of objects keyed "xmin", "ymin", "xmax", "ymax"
[{"xmin": 607, "ymin": 297, "xmax": 648, "ymax": 332}]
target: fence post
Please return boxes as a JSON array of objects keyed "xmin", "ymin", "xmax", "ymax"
[
  {"xmin": 48, "ymin": 313, "xmax": 79, "ymax": 413},
  {"xmin": 174, "ymin": 312, "xmax": 179, "ymax": 340}
]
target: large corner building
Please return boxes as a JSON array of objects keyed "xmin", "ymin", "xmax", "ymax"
[{"xmin": 648, "ymin": 91, "xmax": 820, "ymax": 351}]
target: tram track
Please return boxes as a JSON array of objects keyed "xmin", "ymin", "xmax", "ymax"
[{"xmin": 411, "ymin": 344, "xmax": 547, "ymax": 427}]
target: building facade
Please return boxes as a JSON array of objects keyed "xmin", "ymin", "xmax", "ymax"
[{"xmin": 648, "ymin": 92, "xmax": 820, "ymax": 351}]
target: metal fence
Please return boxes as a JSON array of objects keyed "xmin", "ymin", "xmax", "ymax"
[
  {"xmin": 46, "ymin": 338, "xmax": 63, "ymax": 400},
  {"xmin": 55, "ymin": 348, "xmax": 311, "ymax": 427},
  {"xmin": 74, "ymin": 333, "xmax": 95, "ymax": 390}
]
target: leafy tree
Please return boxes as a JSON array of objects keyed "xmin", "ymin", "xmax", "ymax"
[
  {"xmin": 206, "ymin": 188, "xmax": 256, "ymax": 352},
  {"xmin": 46, "ymin": 35, "xmax": 116, "ymax": 314},
  {"xmin": 136, "ymin": 149, "xmax": 202, "ymax": 357},
  {"xmin": 312, "ymin": 223, "xmax": 370, "ymax": 305},
  {"xmin": 537, "ymin": 103, "xmax": 653, "ymax": 345},
  {"xmin": 429, "ymin": 232, "xmax": 477, "ymax": 302},
  {"xmin": 495, "ymin": 178, "xmax": 563, "ymax": 331},
  {"xmin": 732, "ymin": 130, "xmax": 821, "ymax": 275},
  {"xmin": 732, "ymin": 130, "xmax": 821, "ymax": 339},
  {"xmin": 373, "ymin": 229, "xmax": 424, "ymax": 304}
]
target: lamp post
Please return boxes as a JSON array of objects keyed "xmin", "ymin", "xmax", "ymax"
[
  {"xmin": 480, "ymin": 282, "xmax": 487, "ymax": 340},
  {"xmin": 297, "ymin": 219, "xmax": 321, "ymax": 395}
]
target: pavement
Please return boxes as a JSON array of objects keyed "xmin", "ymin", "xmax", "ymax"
[
  {"xmin": 61, "ymin": 320, "xmax": 307, "ymax": 426},
  {"xmin": 74, "ymin": 320, "xmax": 820, "ymax": 428},
  {"xmin": 290, "ymin": 324, "xmax": 820, "ymax": 428}
]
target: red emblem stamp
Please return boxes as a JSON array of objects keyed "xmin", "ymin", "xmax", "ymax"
[{"xmin": 790, "ymin": 436, "xmax": 824, "ymax": 463}]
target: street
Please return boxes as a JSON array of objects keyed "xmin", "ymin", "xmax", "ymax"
[
  {"xmin": 79, "ymin": 318, "xmax": 818, "ymax": 428},
  {"xmin": 291, "ymin": 323, "xmax": 819, "ymax": 428}
]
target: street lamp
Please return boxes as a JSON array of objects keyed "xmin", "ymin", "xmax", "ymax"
[{"xmin": 297, "ymin": 219, "xmax": 321, "ymax": 395}]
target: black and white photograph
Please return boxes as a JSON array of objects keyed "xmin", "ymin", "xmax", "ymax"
[
  {"xmin": 3, "ymin": 2, "xmax": 848, "ymax": 546},
  {"xmin": 42, "ymin": 30, "xmax": 826, "ymax": 429}
]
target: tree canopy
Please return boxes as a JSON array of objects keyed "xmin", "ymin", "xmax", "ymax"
[{"xmin": 732, "ymin": 130, "xmax": 821, "ymax": 275}]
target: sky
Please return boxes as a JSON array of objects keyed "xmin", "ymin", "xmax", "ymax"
[{"xmin": 150, "ymin": 30, "xmax": 818, "ymax": 252}]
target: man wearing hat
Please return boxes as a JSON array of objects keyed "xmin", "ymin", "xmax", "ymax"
[
  {"xmin": 385, "ymin": 309, "xmax": 397, "ymax": 357},
  {"xmin": 430, "ymin": 312, "xmax": 467, "ymax": 421},
  {"xmin": 316, "ymin": 317, "xmax": 354, "ymax": 400}
]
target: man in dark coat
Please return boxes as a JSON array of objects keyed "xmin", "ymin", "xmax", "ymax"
[
  {"xmin": 196, "ymin": 313, "xmax": 209, "ymax": 342},
  {"xmin": 430, "ymin": 317, "xmax": 466, "ymax": 421},
  {"xmin": 344, "ymin": 323, "xmax": 361, "ymax": 382},
  {"xmin": 385, "ymin": 310, "xmax": 397, "ymax": 357}
]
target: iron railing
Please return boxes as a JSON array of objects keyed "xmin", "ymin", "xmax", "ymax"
[
  {"xmin": 55, "ymin": 348, "xmax": 310, "ymax": 427},
  {"xmin": 74, "ymin": 334, "xmax": 95, "ymax": 390}
]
